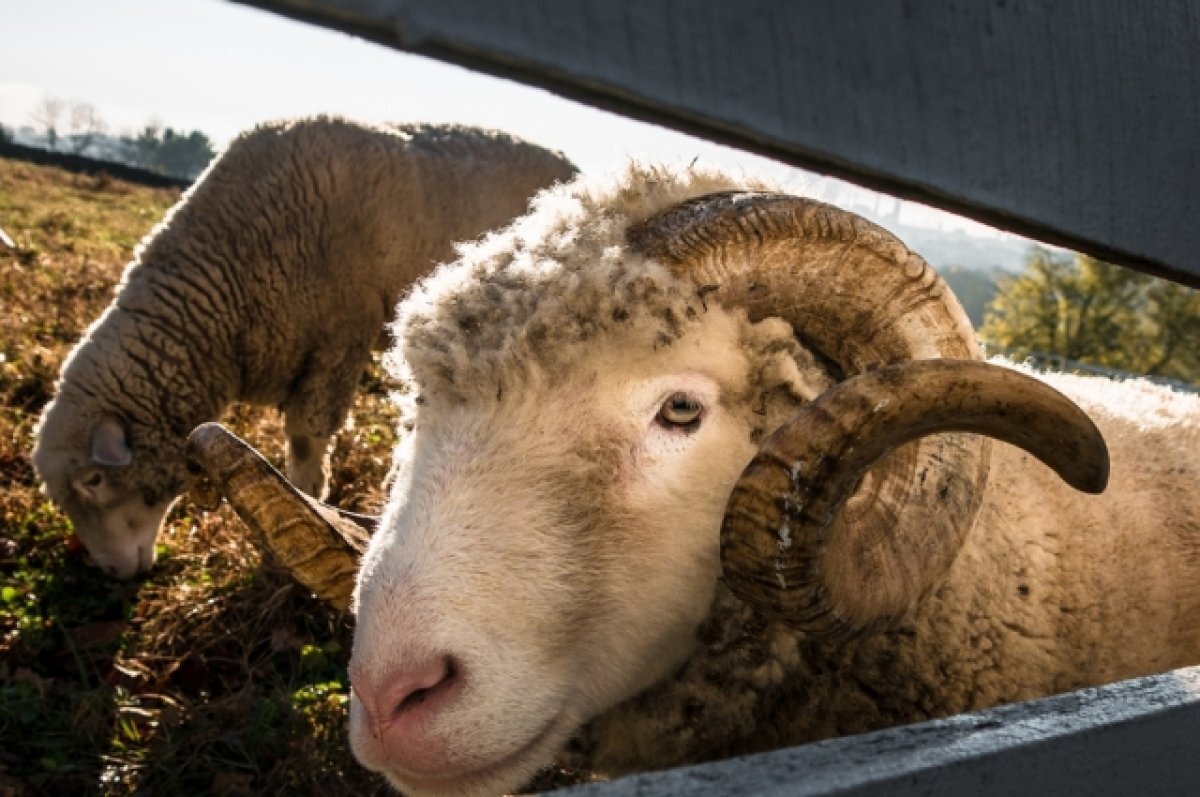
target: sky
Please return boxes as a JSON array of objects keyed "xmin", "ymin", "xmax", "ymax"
[{"xmin": 0, "ymin": 0, "xmax": 1010, "ymax": 237}]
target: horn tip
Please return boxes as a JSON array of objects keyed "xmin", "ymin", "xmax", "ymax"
[
  {"xmin": 1059, "ymin": 427, "xmax": 1109, "ymax": 494},
  {"xmin": 1076, "ymin": 455, "xmax": 1110, "ymax": 495},
  {"xmin": 187, "ymin": 421, "xmax": 228, "ymax": 445}
]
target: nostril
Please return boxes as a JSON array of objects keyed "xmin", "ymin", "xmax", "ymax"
[
  {"xmin": 385, "ymin": 656, "xmax": 456, "ymax": 723},
  {"xmin": 350, "ymin": 655, "xmax": 464, "ymax": 772},
  {"xmin": 367, "ymin": 655, "xmax": 457, "ymax": 730},
  {"xmin": 393, "ymin": 658, "xmax": 456, "ymax": 719}
]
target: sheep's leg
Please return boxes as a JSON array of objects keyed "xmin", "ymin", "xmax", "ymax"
[
  {"xmin": 280, "ymin": 342, "xmax": 372, "ymax": 500},
  {"xmin": 284, "ymin": 429, "xmax": 333, "ymax": 499}
]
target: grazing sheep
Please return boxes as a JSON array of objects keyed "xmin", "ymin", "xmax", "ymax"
[
  {"xmin": 32, "ymin": 116, "xmax": 576, "ymax": 579},
  {"xmin": 187, "ymin": 164, "xmax": 1200, "ymax": 797}
]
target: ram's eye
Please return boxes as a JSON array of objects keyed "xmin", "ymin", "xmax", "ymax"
[
  {"xmin": 82, "ymin": 472, "xmax": 104, "ymax": 489},
  {"xmin": 657, "ymin": 393, "xmax": 703, "ymax": 430}
]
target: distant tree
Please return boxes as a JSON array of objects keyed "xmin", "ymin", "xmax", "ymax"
[
  {"xmin": 1144, "ymin": 276, "xmax": 1200, "ymax": 379},
  {"xmin": 121, "ymin": 119, "xmax": 216, "ymax": 178},
  {"xmin": 29, "ymin": 96, "xmax": 65, "ymax": 150},
  {"xmin": 0, "ymin": 122, "xmax": 12, "ymax": 143},
  {"xmin": 121, "ymin": 117, "xmax": 166, "ymax": 169},
  {"xmin": 981, "ymin": 248, "xmax": 1199, "ymax": 383},
  {"xmin": 64, "ymin": 101, "xmax": 108, "ymax": 155},
  {"xmin": 154, "ymin": 128, "xmax": 216, "ymax": 178},
  {"xmin": 939, "ymin": 265, "xmax": 1004, "ymax": 328}
]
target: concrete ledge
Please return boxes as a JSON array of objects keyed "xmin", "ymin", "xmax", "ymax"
[{"xmin": 554, "ymin": 666, "xmax": 1200, "ymax": 796}]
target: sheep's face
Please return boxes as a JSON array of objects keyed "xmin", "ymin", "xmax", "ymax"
[
  {"xmin": 32, "ymin": 406, "xmax": 173, "ymax": 579},
  {"xmin": 348, "ymin": 304, "xmax": 810, "ymax": 795}
]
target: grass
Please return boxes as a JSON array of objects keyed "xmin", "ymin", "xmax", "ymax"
[{"xmin": 0, "ymin": 156, "xmax": 422, "ymax": 795}]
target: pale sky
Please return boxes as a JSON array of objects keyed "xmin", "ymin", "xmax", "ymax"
[{"xmin": 0, "ymin": 0, "xmax": 1006, "ymax": 237}]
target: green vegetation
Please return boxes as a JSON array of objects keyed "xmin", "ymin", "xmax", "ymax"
[
  {"xmin": 981, "ymin": 248, "xmax": 1199, "ymax": 383},
  {"xmin": 120, "ymin": 122, "xmax": 216, "ymax": 180},
  {"xmin": 0, "ymin": 156, "xmax": 397, "ymax": 795}
]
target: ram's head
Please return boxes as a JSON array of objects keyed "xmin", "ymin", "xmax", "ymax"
[{"xmin": 188, "ymin": 168, "xmax": 1106, "ymax": 796}]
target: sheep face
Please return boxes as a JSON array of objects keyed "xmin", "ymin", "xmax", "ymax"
[
  {"xmin": 348, "ymin": 304, "xmax": 806, "ymax": 795},
  {"xmin": 32, "ymin": 406, "xmax": 173, "ymax": 579}
]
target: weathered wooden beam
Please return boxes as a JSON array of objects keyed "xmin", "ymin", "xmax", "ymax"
[
  {"xmin": 558, "ymin": 665, "xmax": 1200, "ymax": 796},
  {"xmin": 233, "ymin": 0, "xmax": 1200, "ymax": 288}
]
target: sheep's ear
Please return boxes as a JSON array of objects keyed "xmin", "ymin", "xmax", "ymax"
[{"xmin": 91, "ymin": 417, "xmax": 132, "ymax": 467}]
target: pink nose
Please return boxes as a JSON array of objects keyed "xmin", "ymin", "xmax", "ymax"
[{"xmin": 351, "ymin": 655, "xmax": 460, "ymax": 766}]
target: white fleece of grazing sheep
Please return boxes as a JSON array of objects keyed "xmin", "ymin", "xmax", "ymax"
[
  {"xmin": 32, "ymin": 116, "xmax": 575, "ymax": 579},
  {"xmin": 348, "ymin": 163, "xmax": 1200, "ymax": 797}
]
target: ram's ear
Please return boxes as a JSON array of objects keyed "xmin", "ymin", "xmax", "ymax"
[{"xmin": 91, "ymin": 416, "xmax": 132, "ymax": 467}]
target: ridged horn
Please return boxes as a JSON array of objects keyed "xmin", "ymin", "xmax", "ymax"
[
  {"xmin": 721, "ymin": 360, "xmax": 1108, "ymax": 636},
  {"xmin": 185, "ymin": 422, "xmax": 371, "ymax": 611},
  {"xmin": 626, "ymin": 191, "xmax": 999, "ymax": 633}
]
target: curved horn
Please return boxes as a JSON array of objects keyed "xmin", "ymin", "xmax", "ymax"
[
  {"xmin": 185, "ymin": 422, "xmax": 371, "ymax": 611},
  {"xmin": 628, "ymin": 192, "xmax": 994, "ymax": 632},
  {"xmin": 721, "ymin": 360, "xmax": 1108, "ymax": 636}
]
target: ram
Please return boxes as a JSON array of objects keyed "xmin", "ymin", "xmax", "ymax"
[
  {"xmin": 189, "ymin": 165, "xmax": 1200, "ymax": 796},
  {"xmin": 32, "ymin": 116, "xmax": 576, "ymax": 579}
]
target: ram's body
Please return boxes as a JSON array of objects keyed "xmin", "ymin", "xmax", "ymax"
[
  {"xmin": 193, "ymin": 164, "xmax": 1199, "ymax": 796},
  {"xmin": 32, "ymin": 116, "xmax": 576, "ymax": 578},
  {"xmin": 574, "ymin": 370, "xmax": 1200, "ymax": 771}
]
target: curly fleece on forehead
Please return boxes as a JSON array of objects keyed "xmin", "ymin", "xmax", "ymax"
[{"xmin": 386, "ymin": 164, "xmax": 774, "ymax": 399}]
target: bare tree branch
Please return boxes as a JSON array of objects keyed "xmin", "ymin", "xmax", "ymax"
[
  {"xmin": 28, "ymin": 96, "xmax": 65, "ymax": 151},
  {"xmin": 65, "ymin": 101, "xmax": 108, "ymax": 155}
]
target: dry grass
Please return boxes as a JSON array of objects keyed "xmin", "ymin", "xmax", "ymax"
[{"xmin": 0, "ymin": 156, "xmax": 408, "ymax": 796}]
